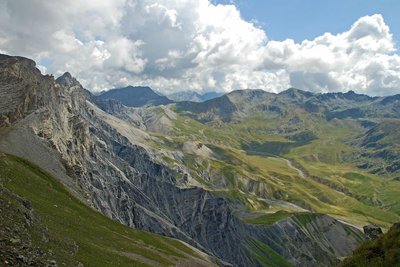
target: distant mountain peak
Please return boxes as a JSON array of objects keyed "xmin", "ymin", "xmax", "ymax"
[
  {"xmin": 342, "ymin": 90, "xmax": 373, "ymax": 100},
  {"xmin": 318, "ymin": 90, "xmax": 375, "ymax": 102},
  {"xmin": 380, "ymin": 94, "xmax": 400, "ymax": 105},
  {"xmin": 125, "ymin": 85, "xmax": 152, "ymax": 90},
  {"xmin": 278, "ymin": 88, "xmax": 314, "ymax": 99},
  {"xmin": 228, "ymin": 89, "xmax": 269, "ymax": 97},
  {"xmin": 345, "ymin": 90, "xmax": 357, "ymax": 94},
  {"xmin": 97, "ymin": 85, "xmax": 173, "ymax": 107}
]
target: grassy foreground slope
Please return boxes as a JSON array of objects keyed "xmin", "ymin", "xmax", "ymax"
[{"xmin": 0, "ymin": 152, "xmax": 215, "ymax": 267}]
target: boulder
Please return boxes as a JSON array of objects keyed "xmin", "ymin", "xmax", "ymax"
[{"xmin": 363, "ymin": 224, "xmax": 383, "ymax": 240}]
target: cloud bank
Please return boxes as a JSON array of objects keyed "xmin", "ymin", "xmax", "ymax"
[{"xmin": 0, "ymin": 0, "xmax": 399, "ymax": 95}]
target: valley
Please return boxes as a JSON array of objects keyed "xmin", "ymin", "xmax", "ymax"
[{"xmin": 126, "ymin": 102, "xmax": 400, "ymax": 228}]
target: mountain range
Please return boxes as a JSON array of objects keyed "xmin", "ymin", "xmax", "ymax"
[{"xmin": 1, "ymin": 54, "xmax": 399, "ymax": 266}]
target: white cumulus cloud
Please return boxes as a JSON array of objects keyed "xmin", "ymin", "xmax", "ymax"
[{"xmin": 0, "ymin": 0, "xmax": 399, "ymax": 96}]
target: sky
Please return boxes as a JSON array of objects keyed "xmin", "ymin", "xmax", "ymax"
[
  {"xmin": 215, "ymin": 0, "xmax": 400, "ymax": 44},
  {"xmin": 0, "ymin": 0, "xmax": 399, "ymax": 96}
]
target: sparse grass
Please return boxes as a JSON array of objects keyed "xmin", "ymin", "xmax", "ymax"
[
  {"xmin": 244, "ymin": 210, "xmax": 293, "ymax": 226},
  {"xmin": 247, "ymin": 237, "xmax": 293, "ymax": 267},
  {"xmin": 293, "ymin": 212, "xmax": 319, "ymax": 227}
]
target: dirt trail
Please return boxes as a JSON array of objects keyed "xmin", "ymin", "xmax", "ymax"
[
  {"xmin": 281, "ymin": 158, "xmax": 306, "ymax": 178},
  {"xmin": 245, "ymin": 150, "xmax": 306, "ymax": 178}
]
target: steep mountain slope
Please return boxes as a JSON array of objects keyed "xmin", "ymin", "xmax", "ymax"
[
  {"xmin": 0, "ymin": 152, "xmax": 216, "ymax": 266},
  {"xmin": 97, "ymin": 86, "xmax": 173, "ymax": 107},
  {"xmin": 353, "ymin": 119, "xmax": 400, "ymax": 176},
  {"xmin": 0, "ymin": 54, "xmax": 367, "ymax": 266}
]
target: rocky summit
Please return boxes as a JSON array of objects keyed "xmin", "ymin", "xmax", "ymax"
[{"xmin": 1, "ymin": 54, "xmax": 400, "ymax": 266}]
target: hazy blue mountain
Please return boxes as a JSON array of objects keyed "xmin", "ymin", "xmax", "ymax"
[{"xmin": 97, "ymin": 85, "xmax": 173, "ymax": 107}]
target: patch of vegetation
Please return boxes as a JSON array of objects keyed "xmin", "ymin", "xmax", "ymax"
[
  {"xmin": 244, "ymin": 210, "xmax": 293, "ymax": 226},
  {"xmin": 242, "ymin": 141, "xmax": 306, "ymax": 156},
  {"xmin": 293, "ymin": 213, "xmax": 319, "ymax": 227},
  {"xmin": 326, "ymin": 108, "xmax": 366, "ymax": 121},
  {"xmin": 247, "ymin": 237, "xmax": 293, "ymax": 267},
  {"xmin": 286, "ymin": 130, "xmax": 317, "ymax": 143},
  {"xmin": 339, "ymin": 223, "xmax": 400, "ymax": 267}
]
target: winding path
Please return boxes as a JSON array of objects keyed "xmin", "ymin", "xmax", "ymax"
[
  {"xmin": 245, "ymin": 150, "xmax": 306, "ymax": 178},
  {"xmin": 281, "ymin": 158, "xmax": 306, "ymax": 178}
]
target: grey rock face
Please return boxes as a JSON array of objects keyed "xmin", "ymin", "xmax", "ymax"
[
  {"xmin": 0, "ymin": 54, "xmax": 364, "ymax": 267},
  {"xmin": 0, "ymin": 54, "xmax": 56, "ymax": 127},
  {"xmin": 363, "ymin": 224, "xmax": 383, "ymax": 240}
]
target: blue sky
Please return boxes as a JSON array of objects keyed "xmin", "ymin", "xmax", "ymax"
[{"xmin": 215, "ymin": 0, "xmax": 399, "ymax": 46}]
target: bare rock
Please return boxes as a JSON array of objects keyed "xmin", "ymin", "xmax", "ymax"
[{"xmin": 363, "ymin": 224, "xmax": 383, "ymax": 240}]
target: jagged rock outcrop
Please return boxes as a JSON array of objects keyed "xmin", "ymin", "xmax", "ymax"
[
  {"xmin": 0, "ymin": 54, "xmax": 364, "ymax": 266},
  {"xmin": 363, "ymin": 224, "xmax": 383, "ymax": 240},
  {"xmin": 0, "ymin": 55, "xmax": 56, "ymax": 127}
]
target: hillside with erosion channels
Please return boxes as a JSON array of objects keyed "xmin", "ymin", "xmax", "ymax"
[{"xmin": 0, "ymin": 54, "xmax": 400, "ymax": 266}]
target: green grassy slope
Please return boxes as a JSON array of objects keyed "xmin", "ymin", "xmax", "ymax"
[
  {"xmin": 247, "ymin": 237, "xmax": 293, "ymax": 267},
  {"xmin": 0, "ymin": 153, "xmax": 213, "ymax": 267},
  {"xmin": 243, "ymin": 211, "xmax": 295, "ymax": 226}
]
